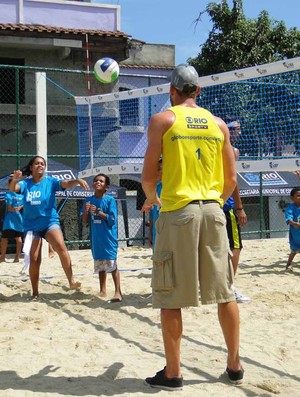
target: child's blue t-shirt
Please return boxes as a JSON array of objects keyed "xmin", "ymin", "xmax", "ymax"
[
  {"xmin": 285, "ymin": 203, "xmax": 300, "ymax": 250},
  {"xmin": 2, "ymin": 192, "xmax": 24, "ymax": 232},
  {"xmin": 81, "ymin": 195, "xmax": 118, "ymax": 260},
  {"xmin": 149, "ymin": 181, "xmax": 162, "ymax": 248},
  {"xmin": 18, "ymin": 176, "xmax": 64, "ymax": 231}
]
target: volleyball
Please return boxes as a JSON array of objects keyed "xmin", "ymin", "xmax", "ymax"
[{"xmin": 94, "ymin": 57, "xmax": 119, "ymax": 84}]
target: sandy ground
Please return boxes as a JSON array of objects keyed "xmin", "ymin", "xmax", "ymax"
[{"xmin": 0, "ymin": 237, "xmax": 299, "ymax": 397}]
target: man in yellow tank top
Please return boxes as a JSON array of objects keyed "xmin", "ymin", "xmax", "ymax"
[{"xmin": 142, "ymin": 64, "xmax": 243, "ymax": 390}]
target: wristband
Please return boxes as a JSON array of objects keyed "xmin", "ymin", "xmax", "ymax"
[{"xmin": 236, "ymin": 208, "xmax": 243, "ymax": 211}]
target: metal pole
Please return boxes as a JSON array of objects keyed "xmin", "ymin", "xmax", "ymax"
[{"xmin": 36, "ymin": 72, "xmax": 49, "ymax": 257}]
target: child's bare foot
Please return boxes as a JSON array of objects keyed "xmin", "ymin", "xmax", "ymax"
[
  {"xmin": 31, "ymin": 295, "xmax": 39, "ymax": 302},
  {"xmin": 99, "ymin": 291, "xmax": 107, "ymax": 298},
  {"xmin": 0, "ymin": 258, "xmax": 6, "ymax": 263},
  {"xmin": 69, "ymin": 281, "xmax": 81, "ymax": 290},
  {"xmin": 109, "ymin": 292, "xmax": 123, "ymax": 303},
  {"xmin": 13, "ymin": 258, "xmax": 20, "ymax": 263}
]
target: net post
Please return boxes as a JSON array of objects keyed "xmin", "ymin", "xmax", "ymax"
[{"xmin": 35, "ymin": 71, "xmax": 49, "ymax": 258}]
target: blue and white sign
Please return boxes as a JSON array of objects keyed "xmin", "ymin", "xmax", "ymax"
[{"xmin": 238, "ymin": 171, "xmax": 288, "ymax": 187}]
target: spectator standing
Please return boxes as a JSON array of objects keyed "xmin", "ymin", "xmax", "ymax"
[
  {"xmin": 0, "ymin": 177, "xmax": 24, "ymax": 263},
  {"xmin": 225, "ymin": 121, "xmax": 251, "ymax": 303},
  {"xmin": 10, "ymin": 156, "xmax": 87, "ymax": 300},
  {"xmin": 285, "ymin": 187, "xmax": 300, "ymax": 270},
  {"xmin": 81, "ymin": 173, "xmax": 122, "ymax": 302}
]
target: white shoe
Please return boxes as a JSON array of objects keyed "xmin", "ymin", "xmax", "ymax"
[{"xmin": 234, "ymin": 289, "xmax": 251, "ymax": 303}]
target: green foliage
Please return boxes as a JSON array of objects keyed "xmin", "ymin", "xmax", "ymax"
[{"xmin": 189, "ymin": 0, "xmax": 300, "ymax": 75}]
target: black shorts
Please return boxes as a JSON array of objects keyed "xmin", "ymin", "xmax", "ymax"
[
  {"xmin": 224, "ymin": 209, "xmax": 243, "ymax": 250},
  {"xmin": 1, "ymin": 229, "xmax": 23, "ymax": 239}
]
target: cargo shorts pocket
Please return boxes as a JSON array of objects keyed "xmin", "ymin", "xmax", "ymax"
[
  {"xmin": 214, "ymin": 212, "xmax": 226, "ymax": 226},
  {"xmin": 171, "ymin": 213, "xmax": 195, "ymax": 226},
  {"xmin": 155, "ymin": 215, "xmax": 167, "ymax": 235},
  {"xmin": 151, "ymin": 251, "xmax": 174, "ymax": 292}
]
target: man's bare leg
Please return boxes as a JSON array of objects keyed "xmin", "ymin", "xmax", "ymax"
[
  {"xmin": 231, "ymin": 248, "xmax": 241, "ymax": 275},
  {"xmin": 161, "ymin": 308, "xmax": 182, "ymax": 378},
  {"xmin": 218, "ymin": 301, "xmax": 242, "ymax": 371}
]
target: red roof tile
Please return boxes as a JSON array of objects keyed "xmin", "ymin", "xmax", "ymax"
[{"xmin": 0, "ymin": 23, "xmax": 130, "ymax": 38}]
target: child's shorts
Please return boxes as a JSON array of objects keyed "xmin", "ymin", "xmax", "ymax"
[
  {"xmin": 94, "ymin": 259, "xmax": 117, "ymax": 273},
  {"xmin": 2, "ymin": 229, "xmax": 23, "ymax": 239}
]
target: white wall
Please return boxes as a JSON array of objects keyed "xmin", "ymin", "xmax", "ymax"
[{"xmin": 1, "ymin": 0, "xmax": 119, "ymax": 31}]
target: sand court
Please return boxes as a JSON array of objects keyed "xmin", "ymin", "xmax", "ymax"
[{"xmin": 0, "ymin": 238, "xmax": 299, "ymax": 396}]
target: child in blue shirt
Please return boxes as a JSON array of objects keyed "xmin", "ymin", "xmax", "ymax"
[
  {"xmin": 285, "ymin": 187, "xmax": 300, "ymax": 270},
  {"xmin": 10, "ymin": 155, "xmax": 89, "ymax": 300},
  {"xmin": 0, "ymin": 177, "xmax": 24, "ymax": 263},
  {"xmin": 81, "ymin": 173, "xmax": 122, "ymax": 302}
]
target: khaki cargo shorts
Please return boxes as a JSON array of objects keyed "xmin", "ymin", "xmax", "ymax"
[{"xmin": 151, "ymin": 201, "xmax": 235, "ymax": 308}]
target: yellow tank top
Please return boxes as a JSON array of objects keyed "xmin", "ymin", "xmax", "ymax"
[{"xmin": 160, "ymin": 105, "xmax": 224, "ymax": 212}]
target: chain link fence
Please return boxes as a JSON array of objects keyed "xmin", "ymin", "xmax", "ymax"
[
  {"xmin": 0, "ymin": 65, "xmax": 169, "ymax": 250},
  {"xmin": 0, "ymin": 65, "xmax": 292, "ymax": 253}
]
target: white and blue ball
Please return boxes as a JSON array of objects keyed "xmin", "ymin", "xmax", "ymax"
[{"xmin": 94, "ymin": 57, "xmax": 119, "ymax": 84}]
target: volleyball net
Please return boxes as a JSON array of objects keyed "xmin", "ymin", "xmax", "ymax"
[{"xmin": 74, "ymin": 57, "xmax": 300, "ymax": 179}]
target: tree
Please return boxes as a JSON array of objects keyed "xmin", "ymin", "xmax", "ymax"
[{"xmin": 189, "ymin": 0, "xmax": 300, "ymax": 75}]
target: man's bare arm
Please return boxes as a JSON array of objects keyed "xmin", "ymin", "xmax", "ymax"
[{"xmin": 141, "ymin": 110, "xmax": 174, "ymax": 213}]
